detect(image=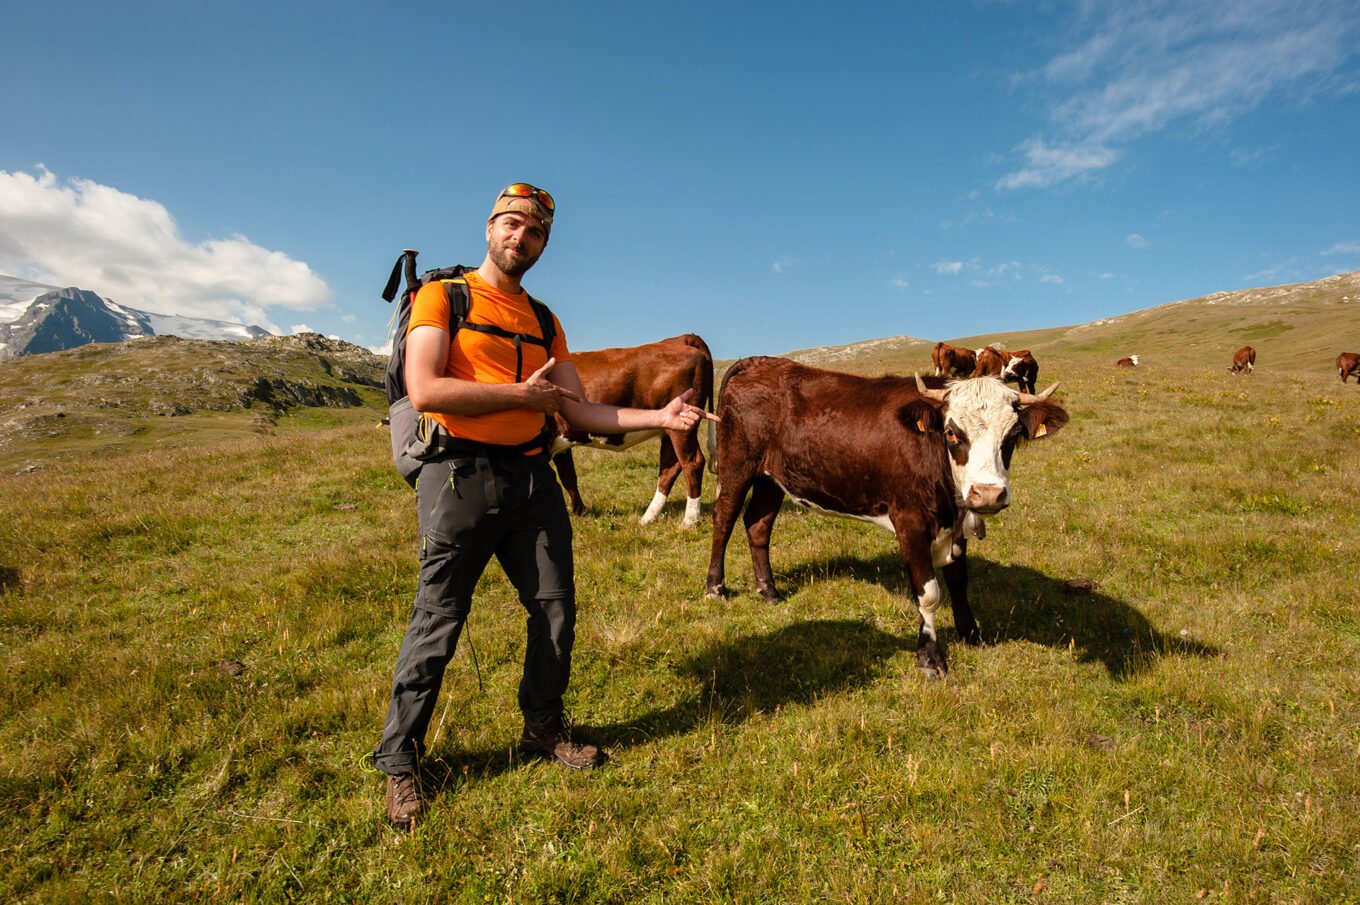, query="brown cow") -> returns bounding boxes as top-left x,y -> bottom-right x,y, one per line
932,342 -> 978,379
1229,346 -> 1256,375
948,346 -> 977,377
1337,352 -> 1360,383
551,334 -> 714,527
705,359 -> 1069,677
1000,350 -> 1039,394
973,346 -> 1006,377
1115,355 -> 1140,368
